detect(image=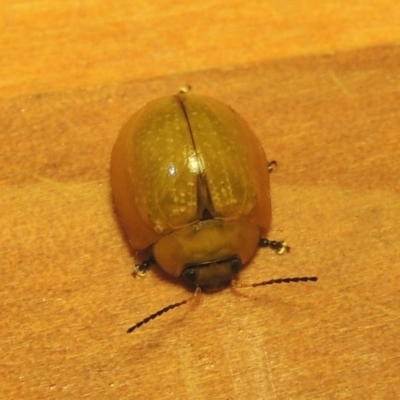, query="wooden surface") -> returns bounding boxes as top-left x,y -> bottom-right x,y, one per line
1,1 -> 400,399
